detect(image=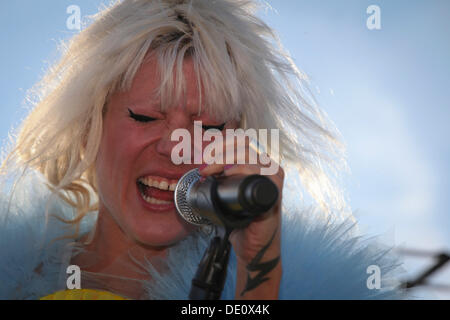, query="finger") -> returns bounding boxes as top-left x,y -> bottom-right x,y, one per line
222,164 -> 261,176
199,163 -> 233,176
202,130 -> 277,172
